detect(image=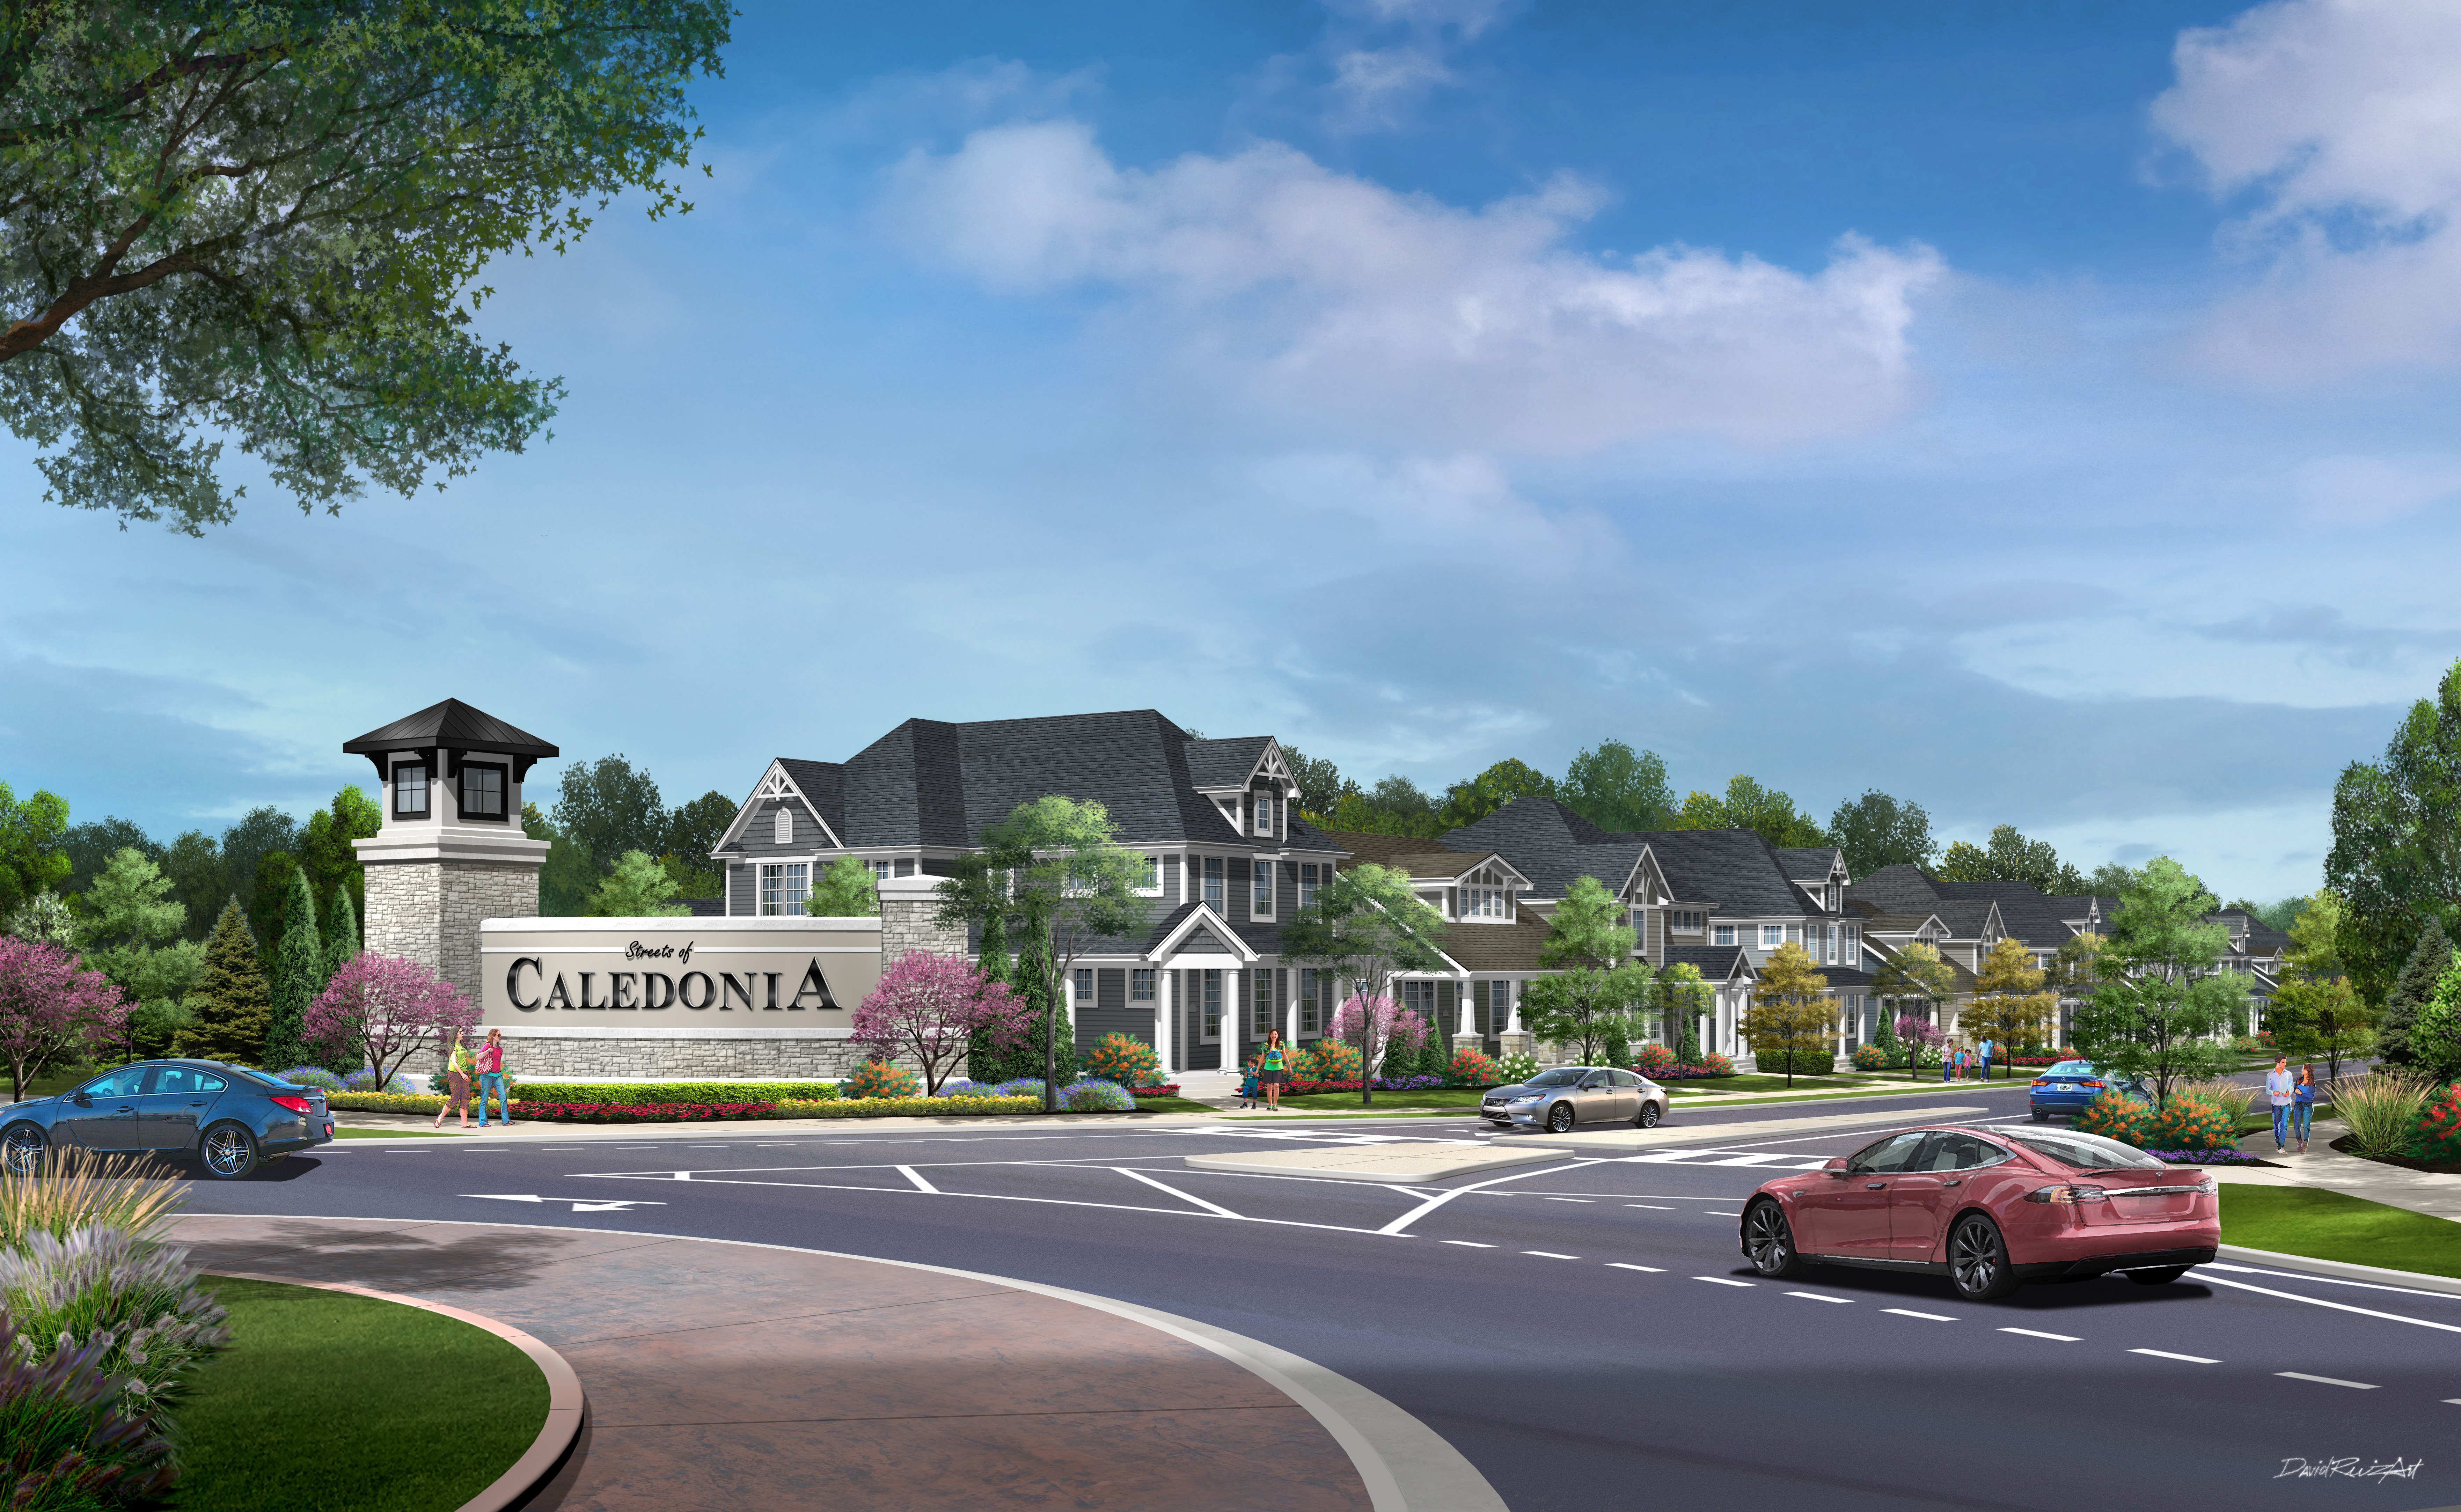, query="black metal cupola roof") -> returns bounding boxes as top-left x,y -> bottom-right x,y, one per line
343,698 -> 558,780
